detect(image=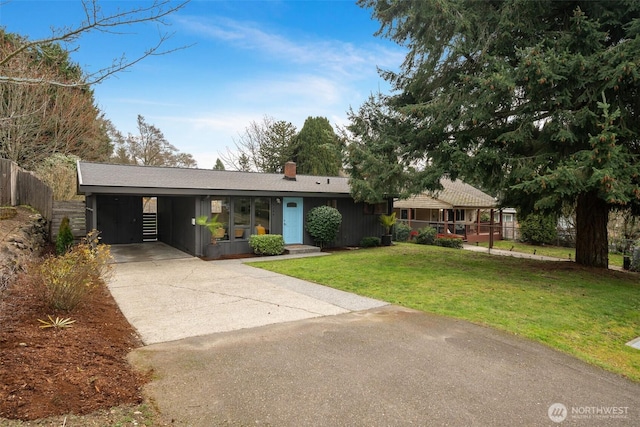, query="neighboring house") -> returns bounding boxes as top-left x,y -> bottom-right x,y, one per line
76,161 -> 388,257
498,207 -> 519,240
393,179 -> 504,243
